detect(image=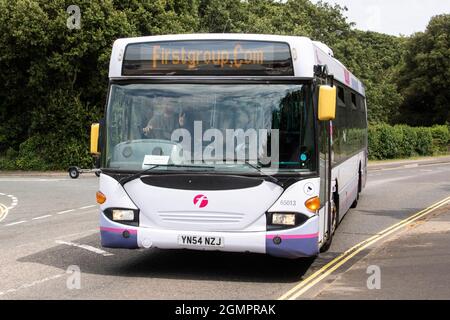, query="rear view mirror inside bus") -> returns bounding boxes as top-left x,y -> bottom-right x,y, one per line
90,123 -> 100,155
318,85 -> 337,121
